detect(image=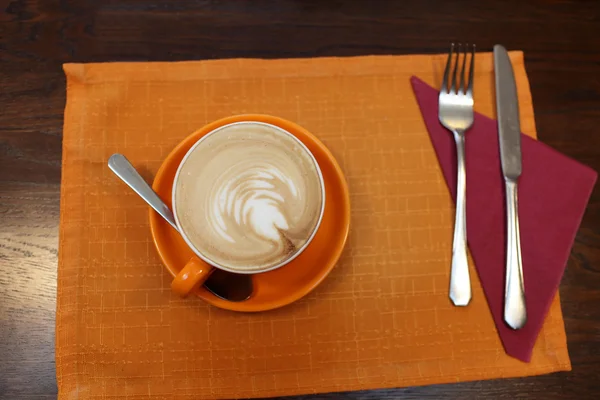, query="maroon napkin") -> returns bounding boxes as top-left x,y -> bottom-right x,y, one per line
411,76 -> 597,362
